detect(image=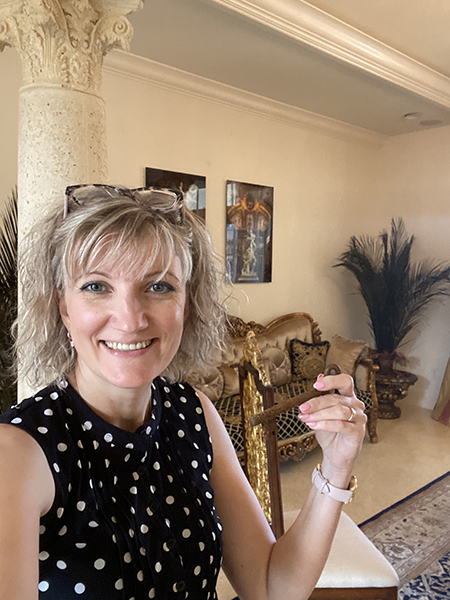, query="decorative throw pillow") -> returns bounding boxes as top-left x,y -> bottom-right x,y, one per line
186,367 -> 224,401
326,334 -> 368,376
220,365 -> 240,398
261,344 -> 291,386
289,338 -> 330,382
